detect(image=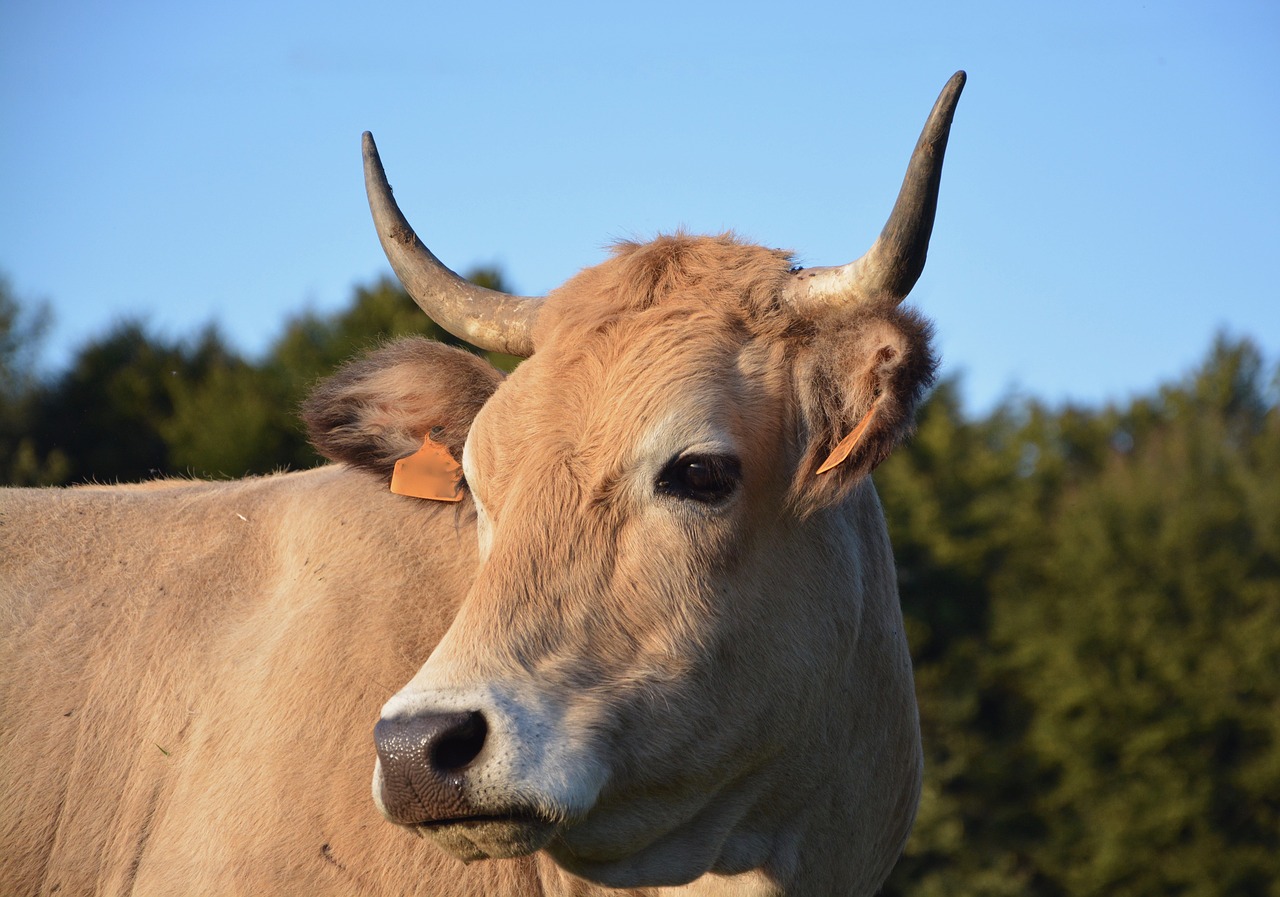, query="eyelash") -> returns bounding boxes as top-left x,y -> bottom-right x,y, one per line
655,454 -> 742,504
